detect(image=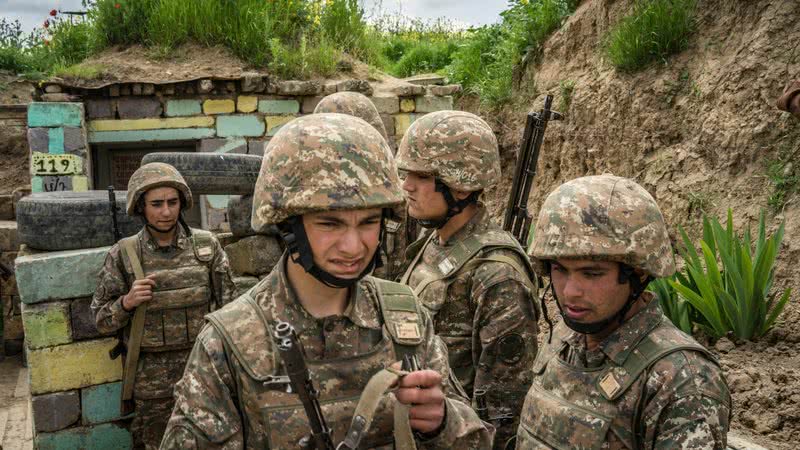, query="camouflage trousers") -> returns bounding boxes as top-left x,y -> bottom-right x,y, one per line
131,349 -> 192,449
